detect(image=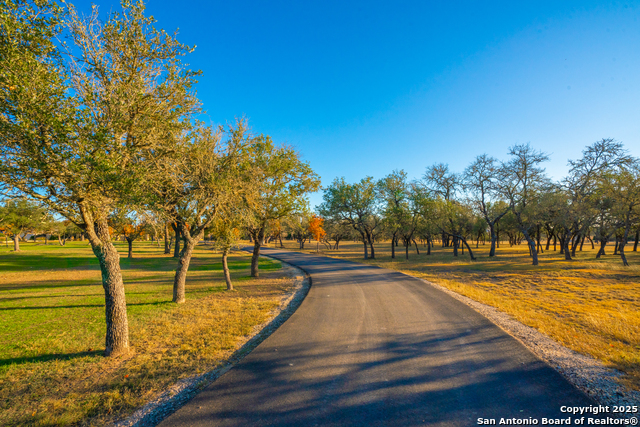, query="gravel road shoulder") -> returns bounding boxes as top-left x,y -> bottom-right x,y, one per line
417,276 -> 640,407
